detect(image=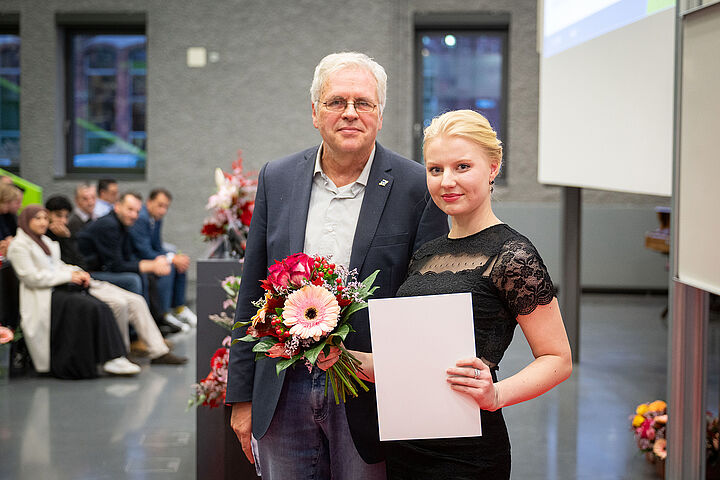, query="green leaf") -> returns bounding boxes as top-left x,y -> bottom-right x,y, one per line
331,324 -> 351,341
275,355 -> 301,375
232,320 -> 250,330
239,334 -> 258,343
252,338 -> 276,353
341,302 -> 368,322
254,352 -> 265,361
304,341 -> 327,365
358,270 -> 380,297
